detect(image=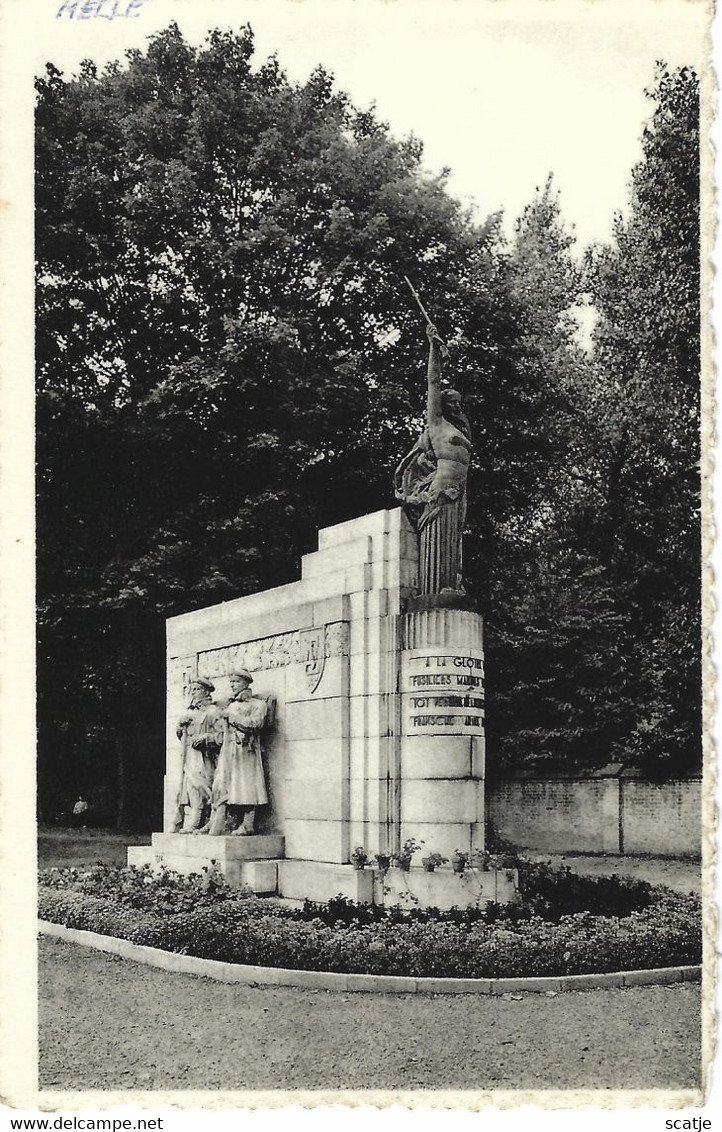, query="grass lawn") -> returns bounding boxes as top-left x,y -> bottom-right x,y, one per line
38,826 -> 151,869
